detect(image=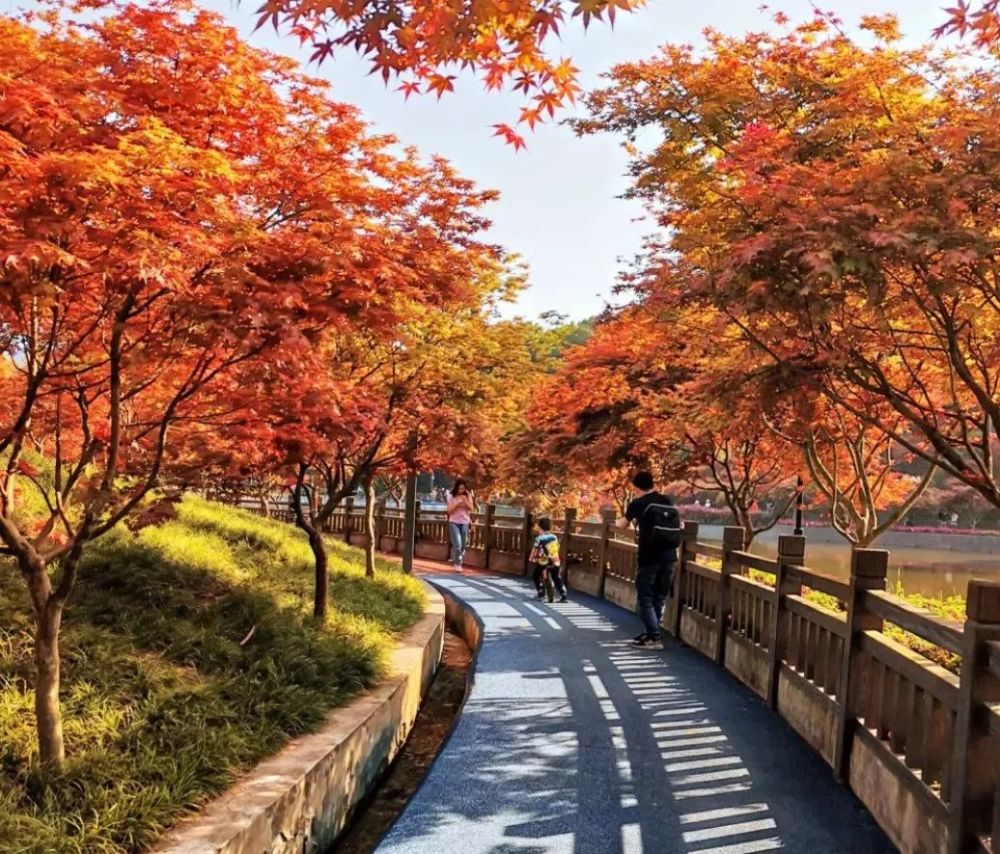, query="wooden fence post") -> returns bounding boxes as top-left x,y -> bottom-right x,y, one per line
561,507 -> 577,583
520,510 -> 534,576
671,521 -> 700,638
483,503 -> 496,570
765,534 -> 806,709
375,498 -> 386,552
714,526 -> 746,665
948,580 -> 1000,853
344,496 -> 355,544
833,548 -> 888,780
401,474 -> 418,574
596,509 -> 616,600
